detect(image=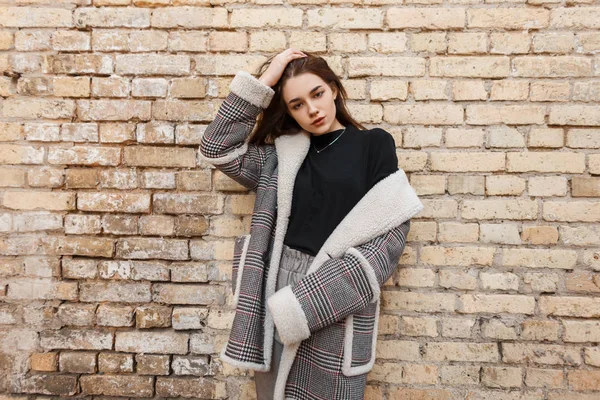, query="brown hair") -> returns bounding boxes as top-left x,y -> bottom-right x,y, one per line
248,51 -> 366,145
